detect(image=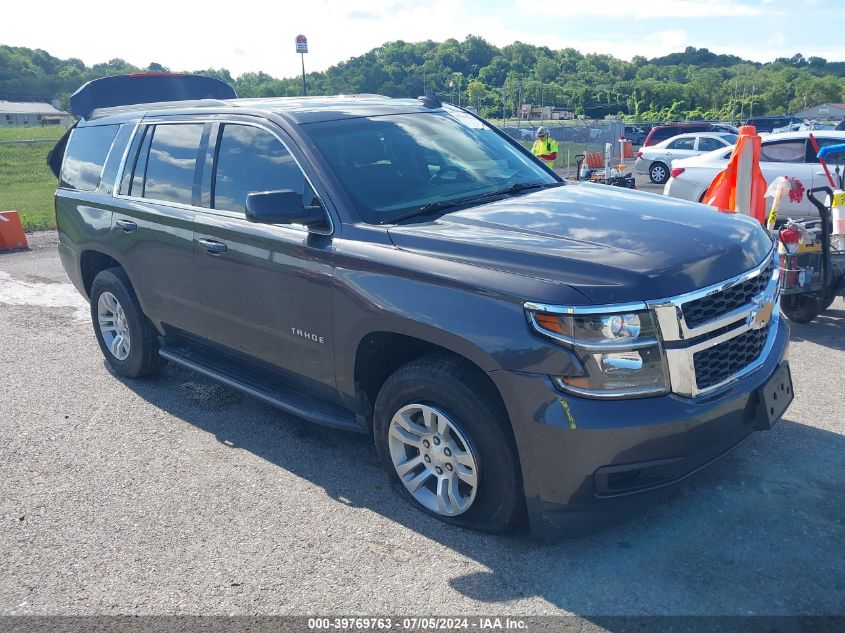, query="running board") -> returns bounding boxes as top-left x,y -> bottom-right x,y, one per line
159,344 -> 363,433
